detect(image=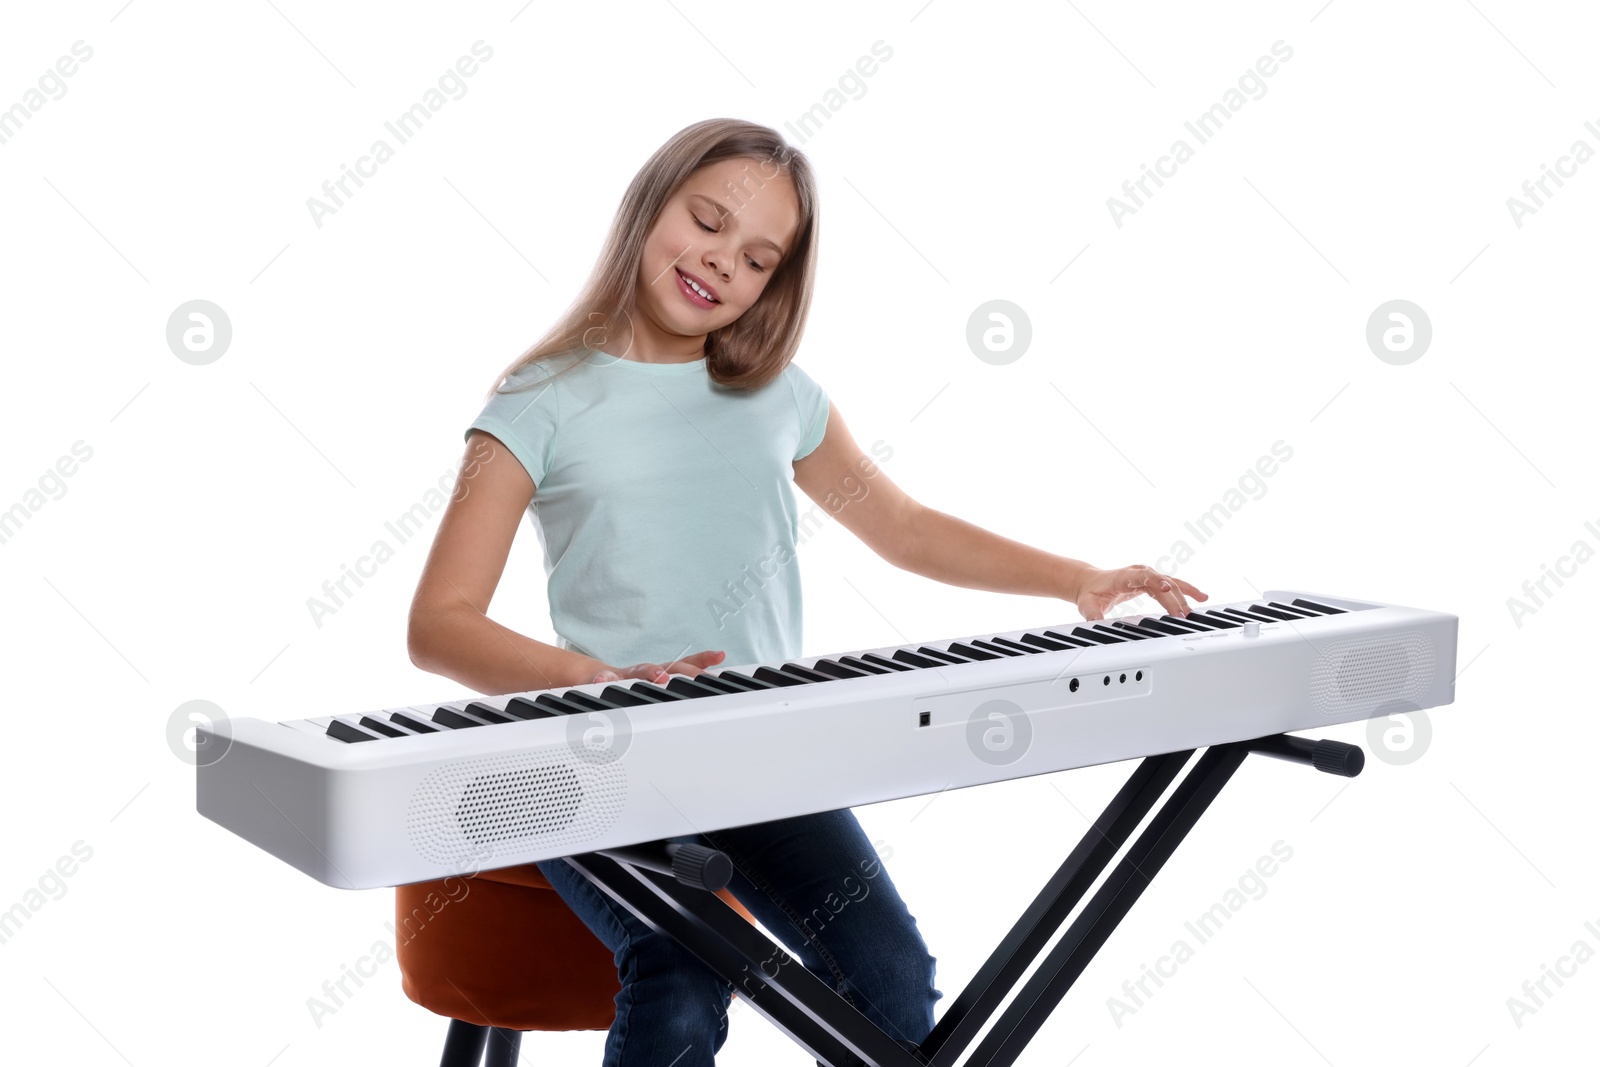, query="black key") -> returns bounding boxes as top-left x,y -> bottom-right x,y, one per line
840,655 -> 896,674
534,693 -> 597,716
753,666 -> 807,687
1246,604 -> 1301,621
988,637 -> 1043,655
812,658 -> 869,679
781,662 -> 833,682
1042,630 -> 1096,648
1292,597 -> 1345,615
1213,607 -> 1261,622
627,681 -> 686,702
597,684 -> 659,706
503,697 -> 561,720
433,707 -> 490,730
1221,607 -> 1279,624
327,718 -> 380,743
1020,632 -> 1073,651
389,712 -> 438,733
892,649 -> 943,669
971,639 -> 1025,657
465,702 -> 516,724
665,676 -> 727,698
1190,611 -> 1242,629
1267,601 -> 1319,618
1102,623 -> 1152,641
608,687 -> 678,703
561,691 -> 624,712
1162,614 -> 1215,631
1069,627 -> 1126,645
1136,618 -> 1191,636
917,646 -> 973,665
860,653 -> 913,672
717,671 -> 777,690
946,641 -> 1000,661
358,715 -> 406,738
688,673 -> 751,693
